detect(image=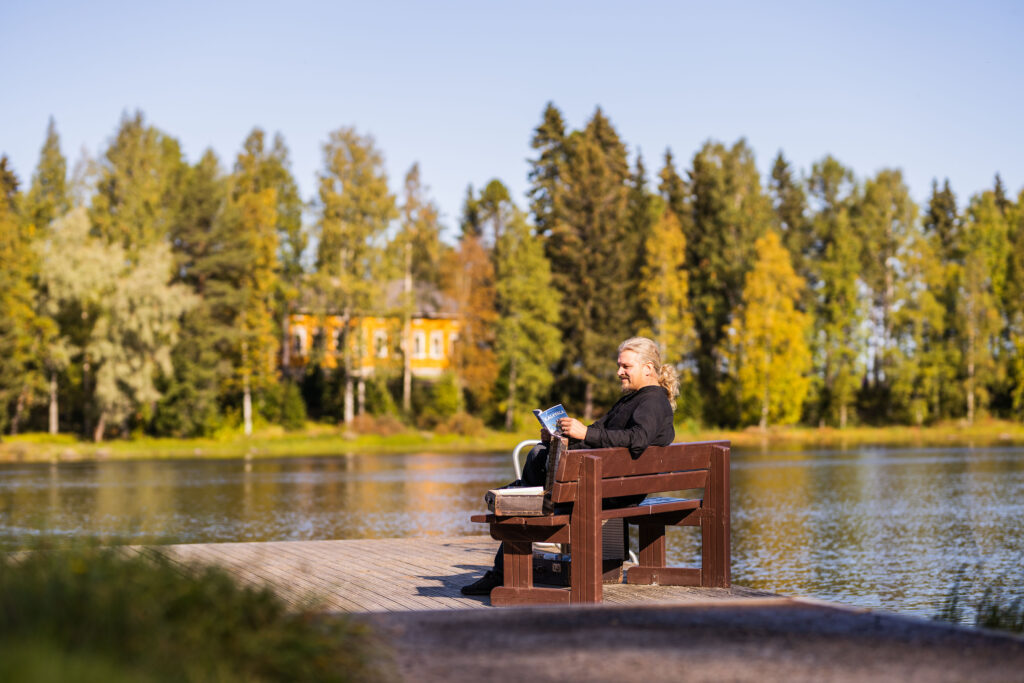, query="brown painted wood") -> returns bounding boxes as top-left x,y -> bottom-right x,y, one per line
503,541 -> 533,590
554,442 -> 718,480
489,525 -> 571,544
627,567 -> 702,586
551,469 -> 708,502
637,522 -> 666,570
490,586 -> 570,606
570,455 -> 602,604
470,439 -> 733,606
